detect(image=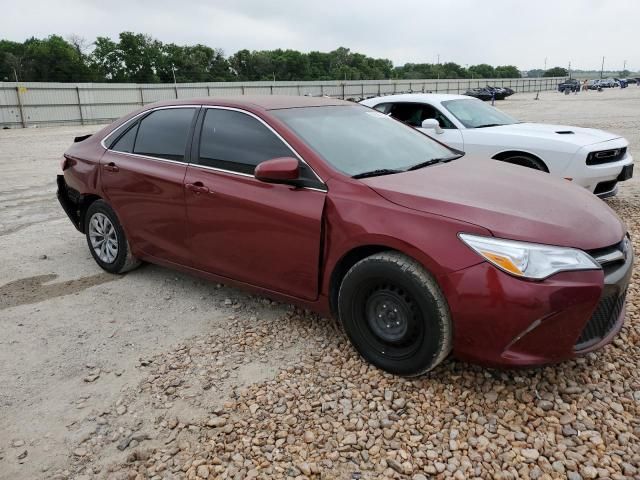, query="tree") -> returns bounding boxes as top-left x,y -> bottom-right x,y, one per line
619,69 -> 631,77
494,65 -> 521,78
468,64 -> 495,78
527,69 -> 545,78
544,67 -> 568,77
